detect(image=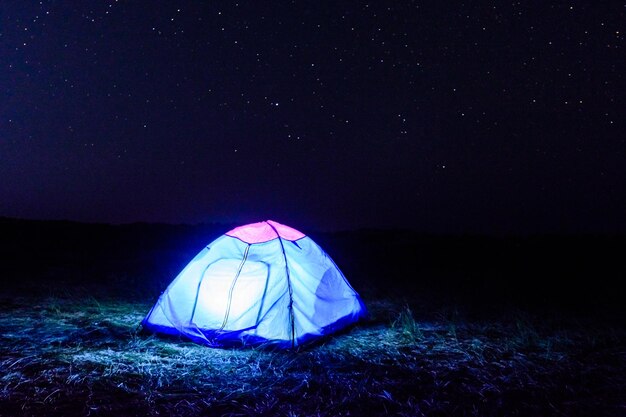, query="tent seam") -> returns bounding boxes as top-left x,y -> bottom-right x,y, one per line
266,220 -> 296,348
